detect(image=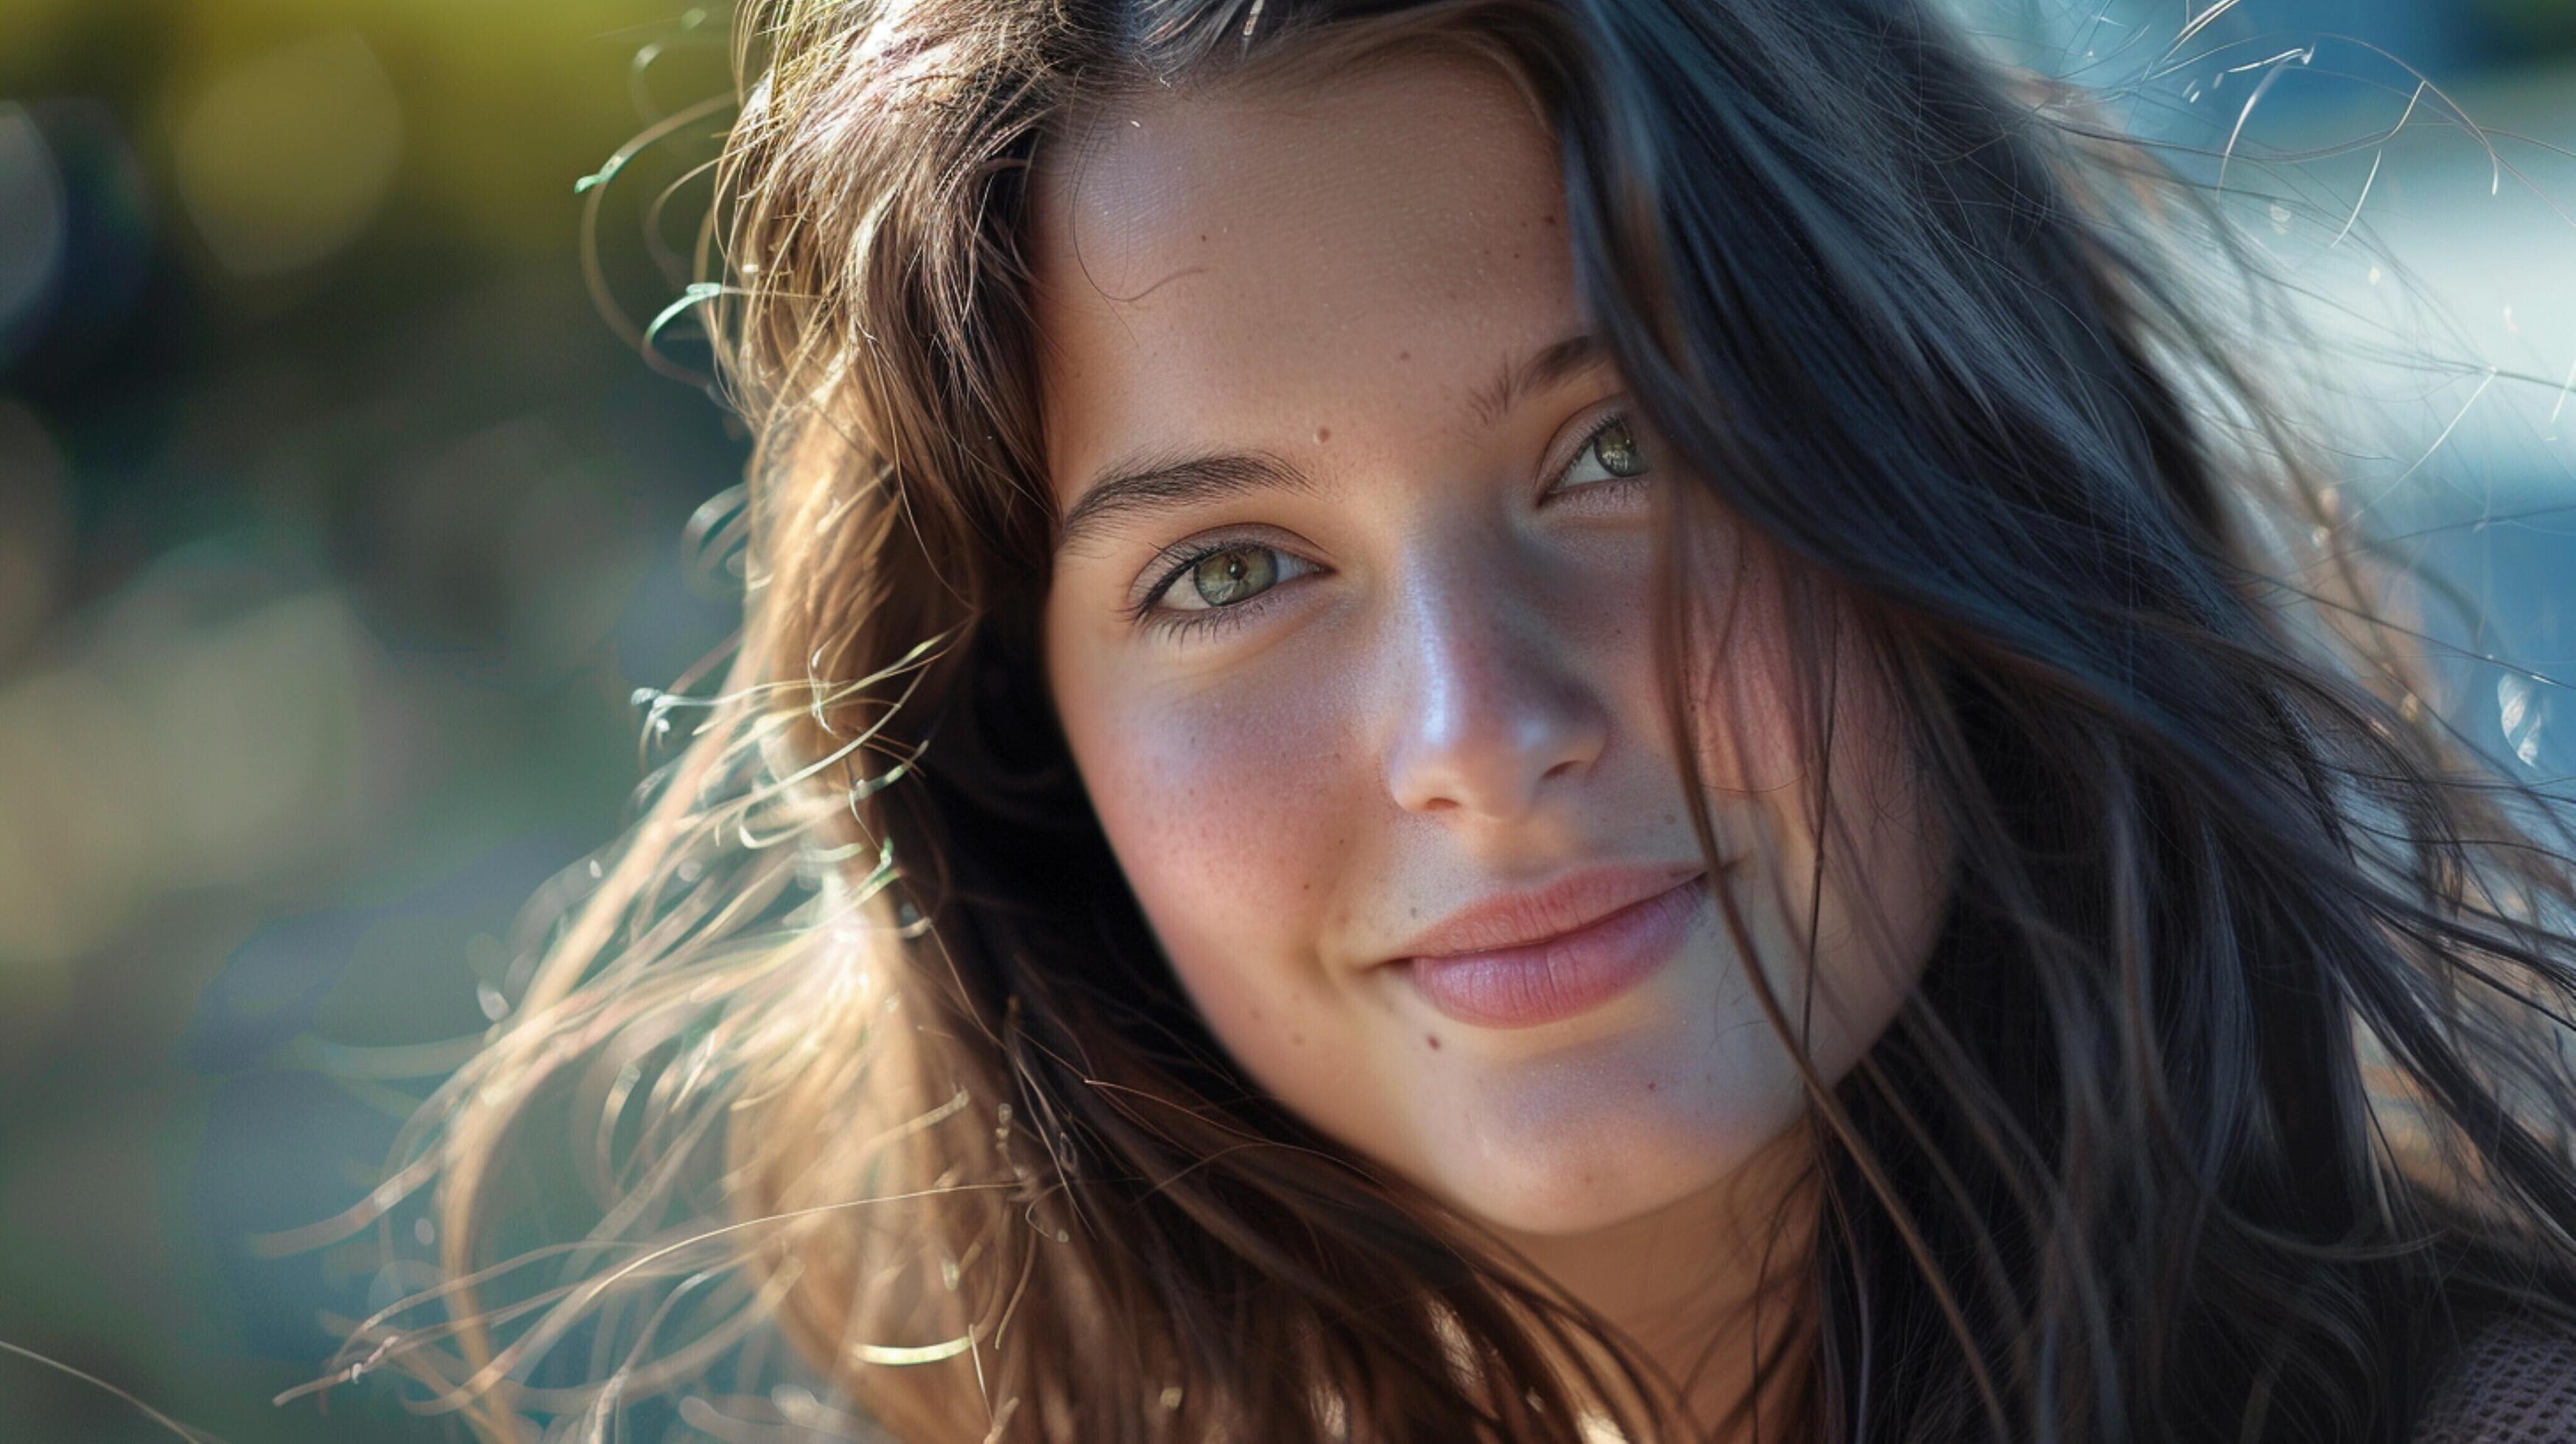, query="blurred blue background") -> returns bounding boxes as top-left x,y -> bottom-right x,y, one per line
0,1 -> 2567,1440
